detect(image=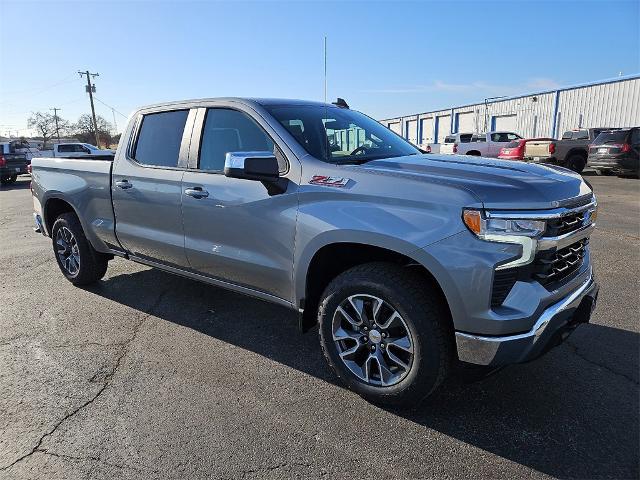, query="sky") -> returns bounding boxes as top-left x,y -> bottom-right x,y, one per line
1,0 -> 639,137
